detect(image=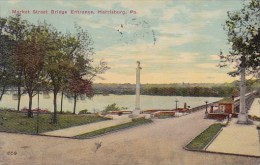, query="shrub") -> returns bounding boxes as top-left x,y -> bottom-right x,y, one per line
102,103 -> 128,113
78,109 -> 91,114
64,110 -> 72,114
